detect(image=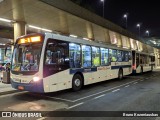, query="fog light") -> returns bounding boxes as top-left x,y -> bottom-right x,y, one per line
33,76 -> 40,82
